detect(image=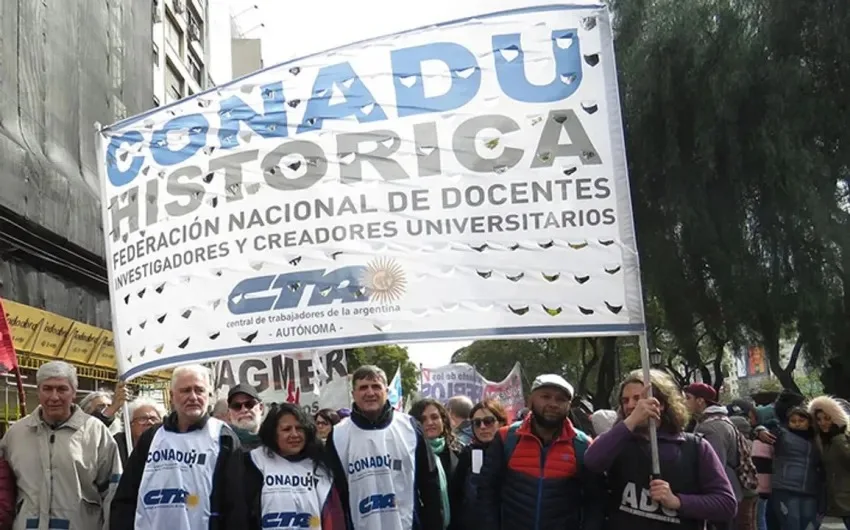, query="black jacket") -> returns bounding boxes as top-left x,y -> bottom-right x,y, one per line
110,413 -> 245,529
449,440 -> 488,530
325,402 -> 443,530
114,431 -> 130,468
